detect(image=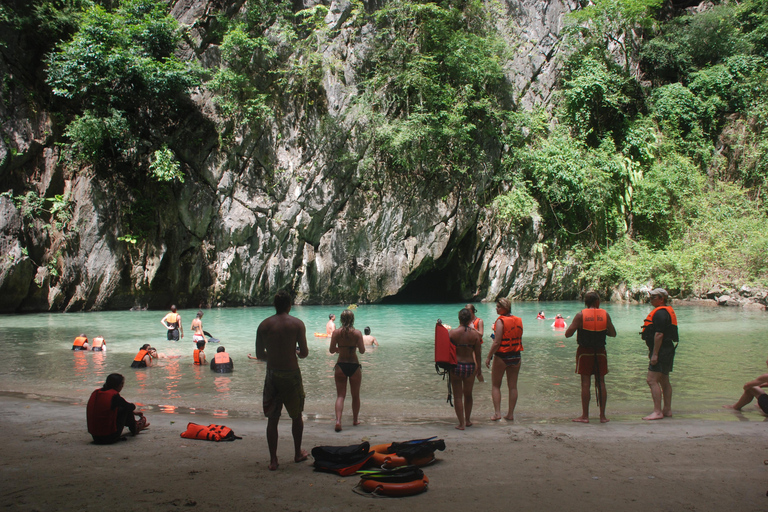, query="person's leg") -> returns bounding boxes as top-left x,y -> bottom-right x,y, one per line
333,366 -> 347,432
725,389 -> 756,410
644,371 -> 664,420
490,357 -> 505,420
451,373 -> 465,429
463,375 -> 475,426
267,414 -> 280,470
597,374 -> 609,423
349,367 -> 362,426
291,415 -> 308,463
659,373 -> 672,417
504,362 -> 521,421
573,374 -> 591,423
